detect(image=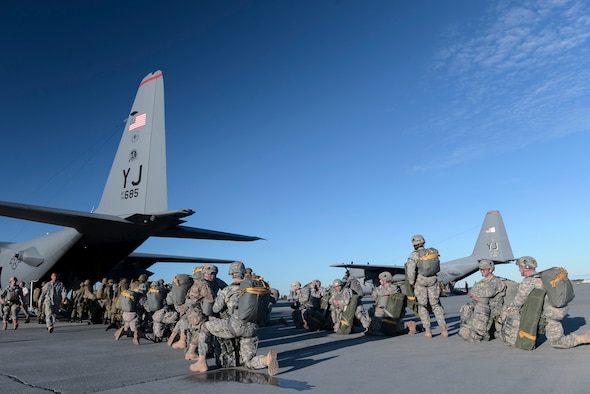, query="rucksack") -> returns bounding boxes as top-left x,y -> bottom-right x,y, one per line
147,285 -> 167,311
118,289 -> 138,312
539,267 -> 575,308
238,278 -> 272,323
171,274 -> 193,305
417,247 -> 440,277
